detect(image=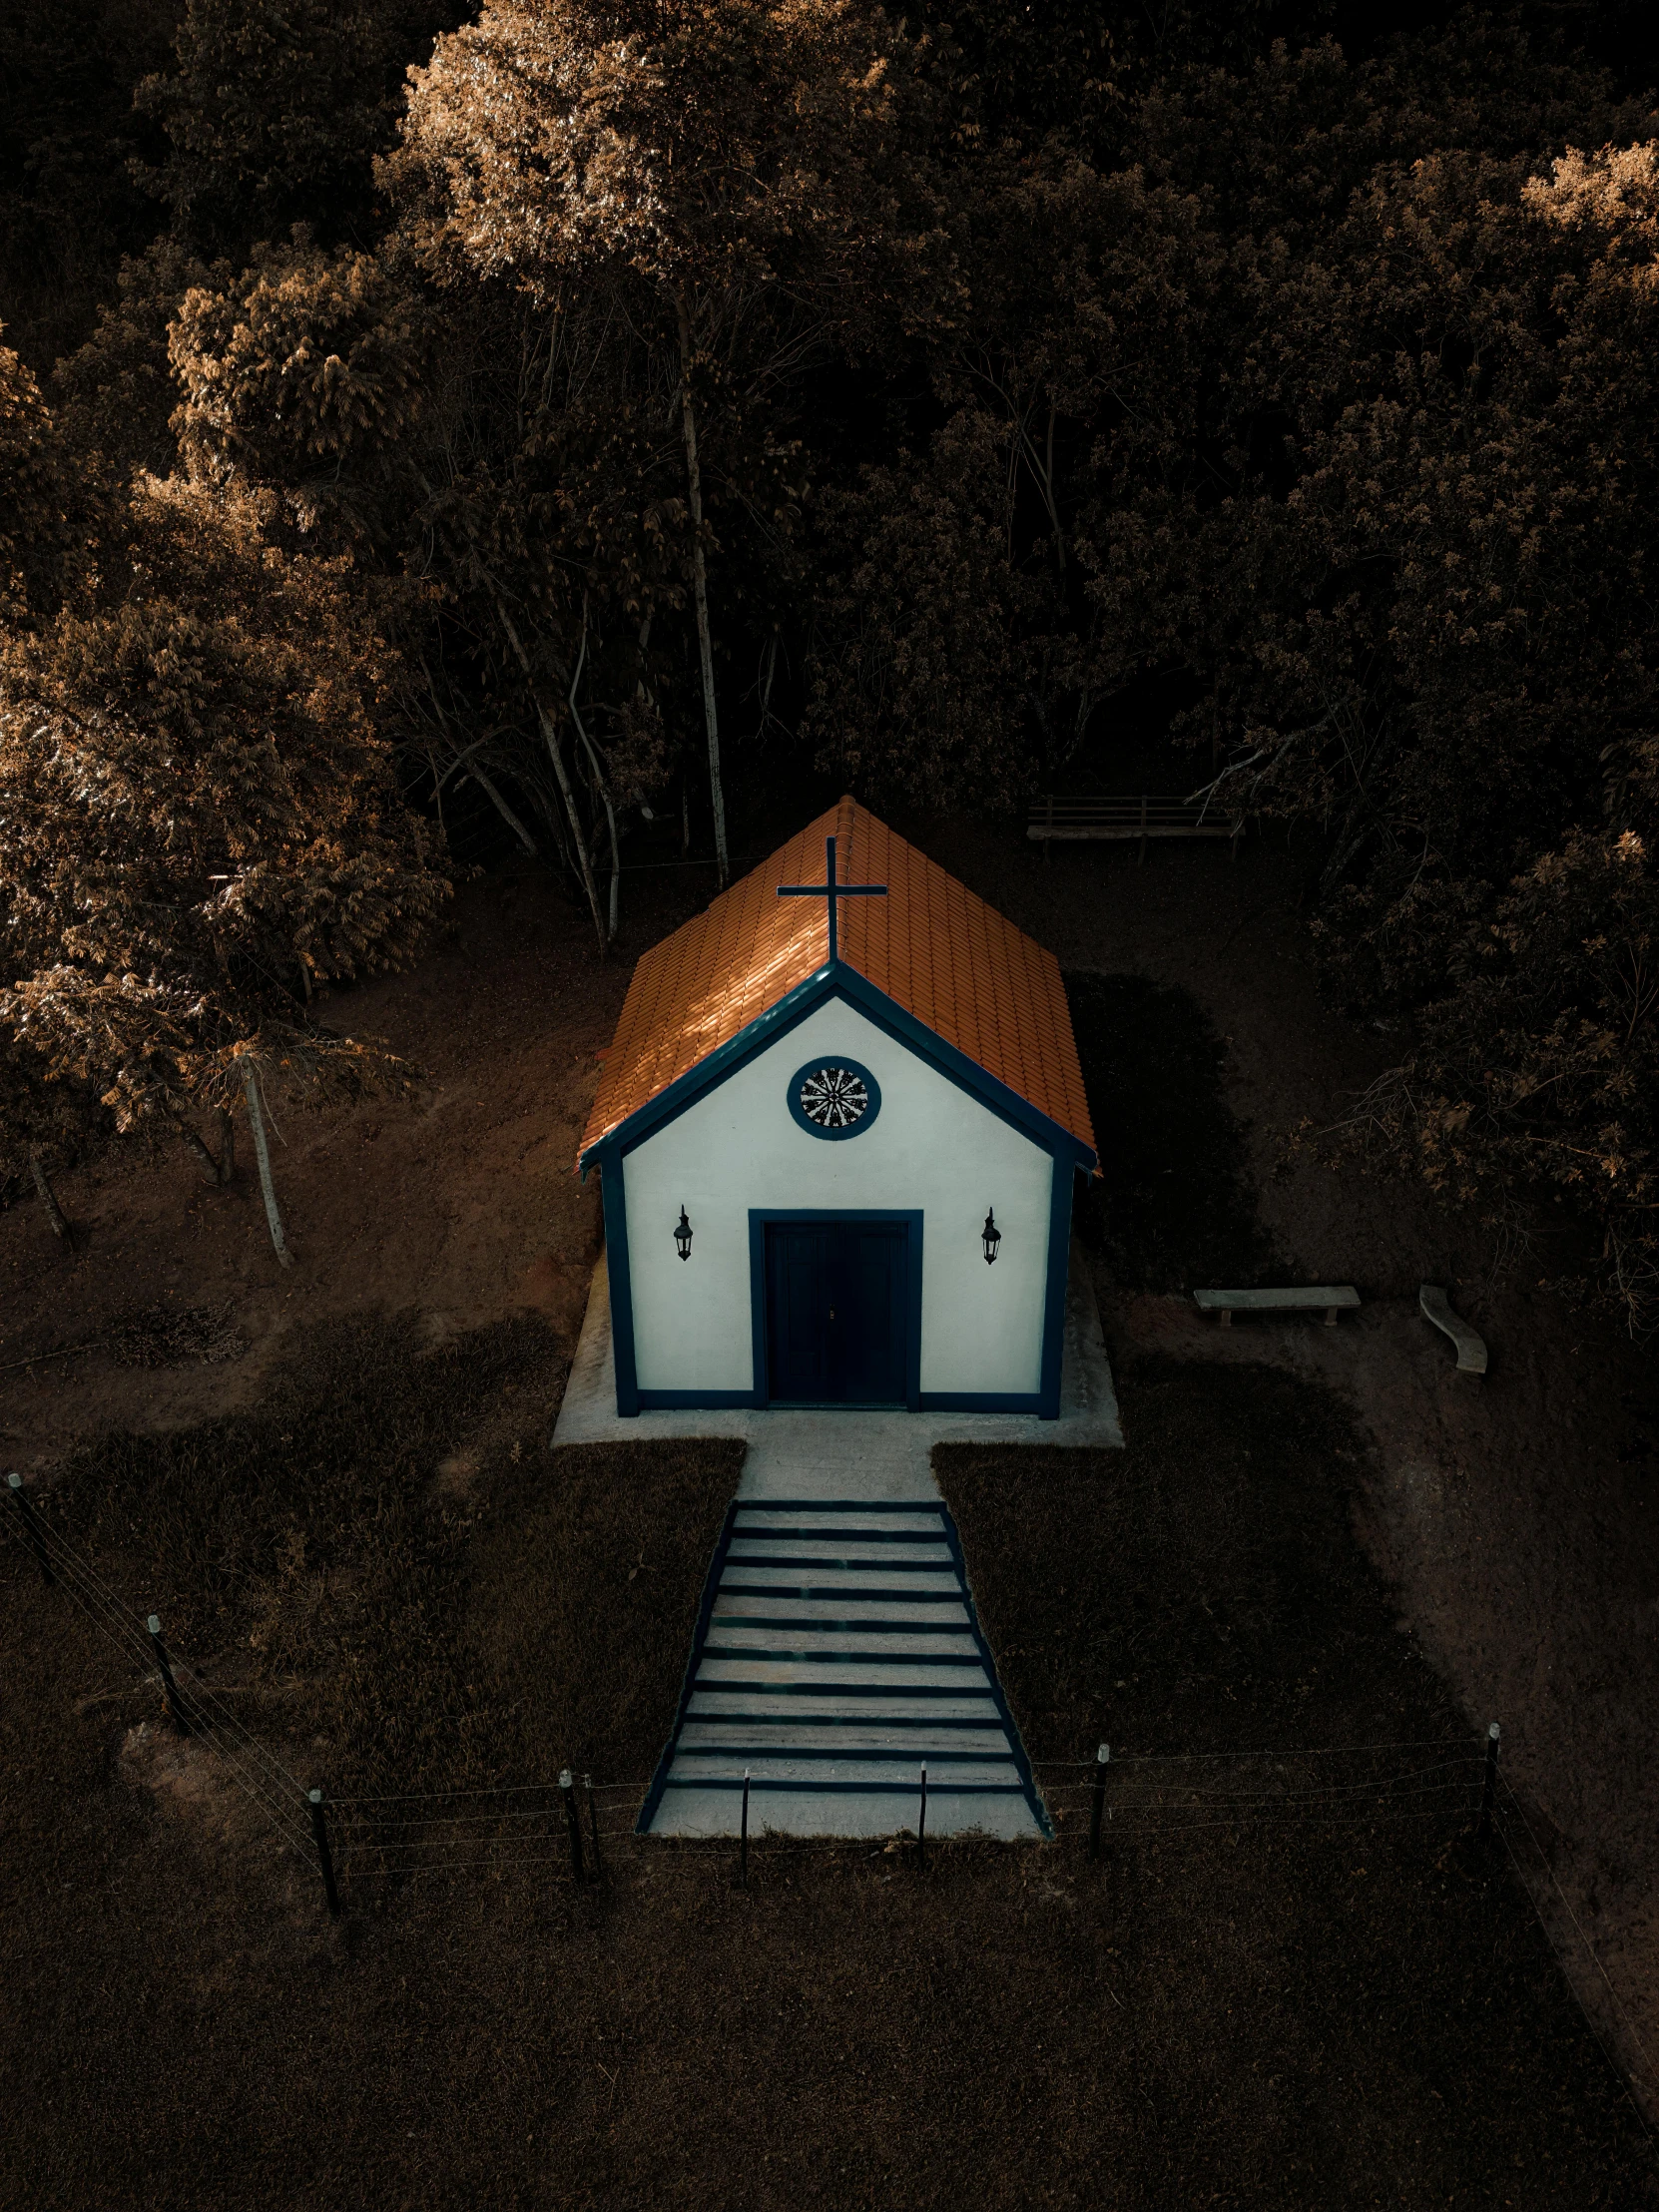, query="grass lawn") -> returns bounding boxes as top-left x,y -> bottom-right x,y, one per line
2,1316 -> 1650,2210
